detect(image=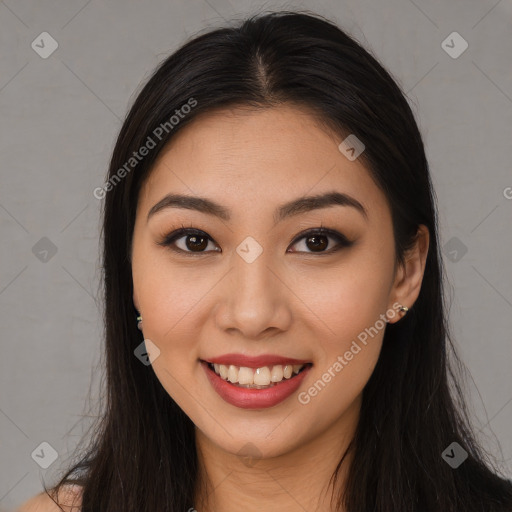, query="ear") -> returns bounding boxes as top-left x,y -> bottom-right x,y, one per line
387,224 -> 430,324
